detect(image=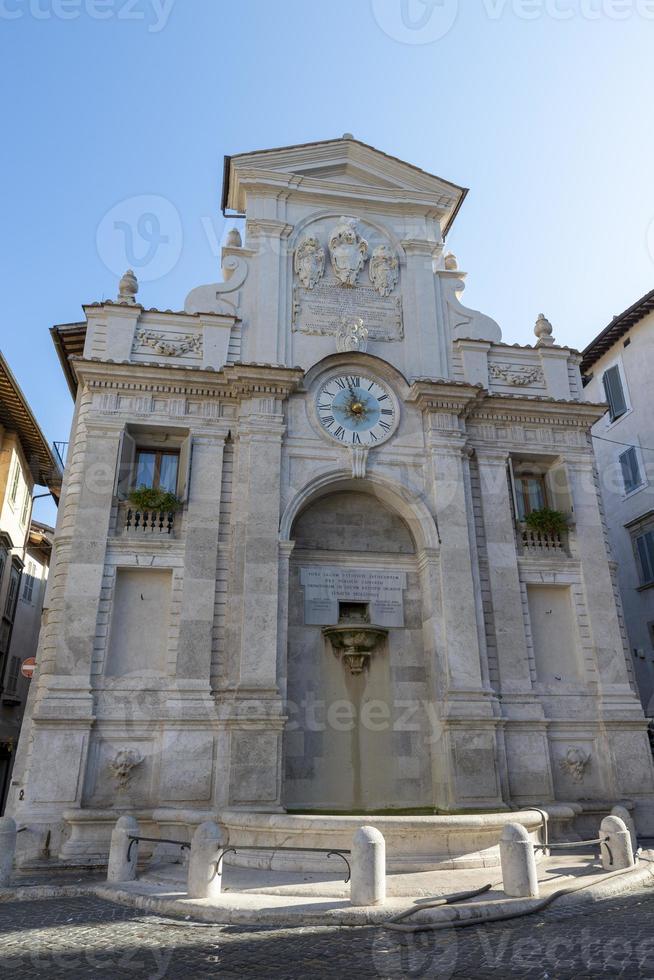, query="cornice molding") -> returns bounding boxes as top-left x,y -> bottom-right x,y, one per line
72,358 -> 304,401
